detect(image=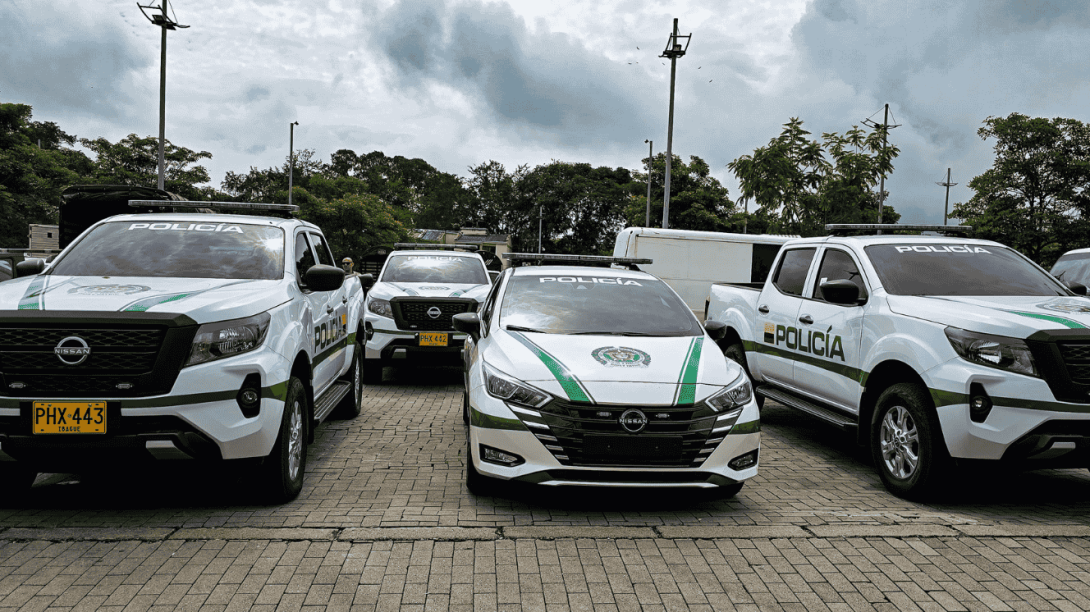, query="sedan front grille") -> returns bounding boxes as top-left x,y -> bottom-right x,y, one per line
391,298 -> 475,331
